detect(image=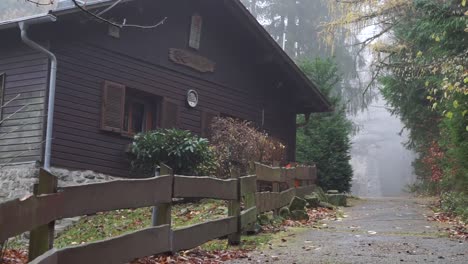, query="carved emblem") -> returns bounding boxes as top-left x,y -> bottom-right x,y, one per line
169,48 -> 215,73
